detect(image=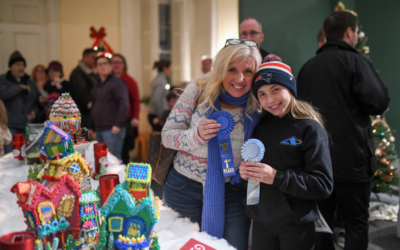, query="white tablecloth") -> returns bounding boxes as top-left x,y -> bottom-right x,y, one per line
0,142 -> 235,249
